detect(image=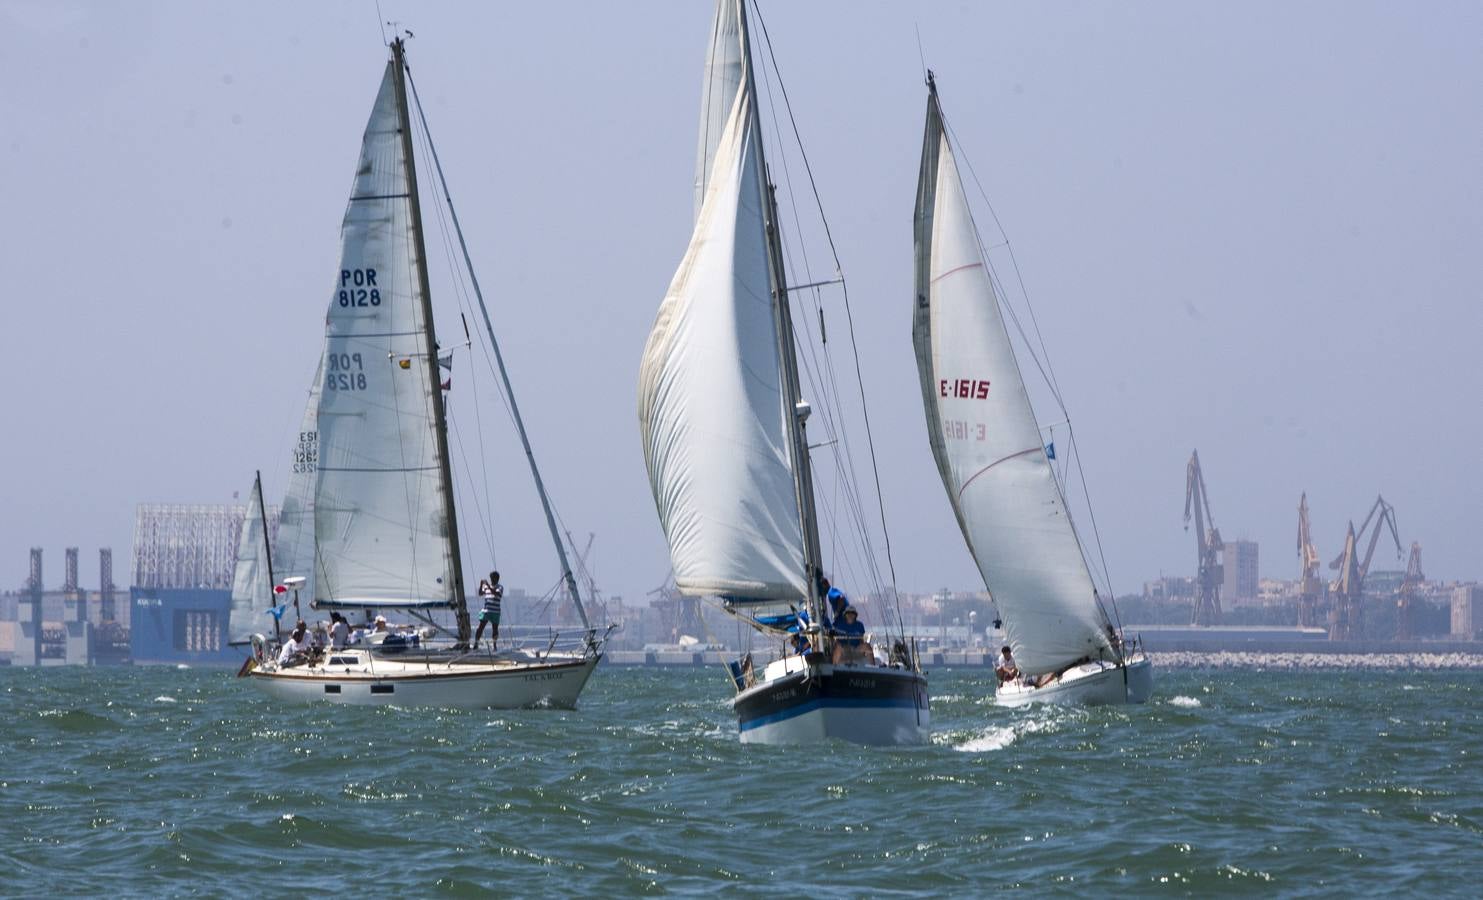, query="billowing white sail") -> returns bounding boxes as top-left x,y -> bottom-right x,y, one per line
228,479 -> 270,640
913,89 -> 1112,675
639,85 -> 807,603
313,64 -> 454,609
694,0 -> 745,221
273,358 -> 320,600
